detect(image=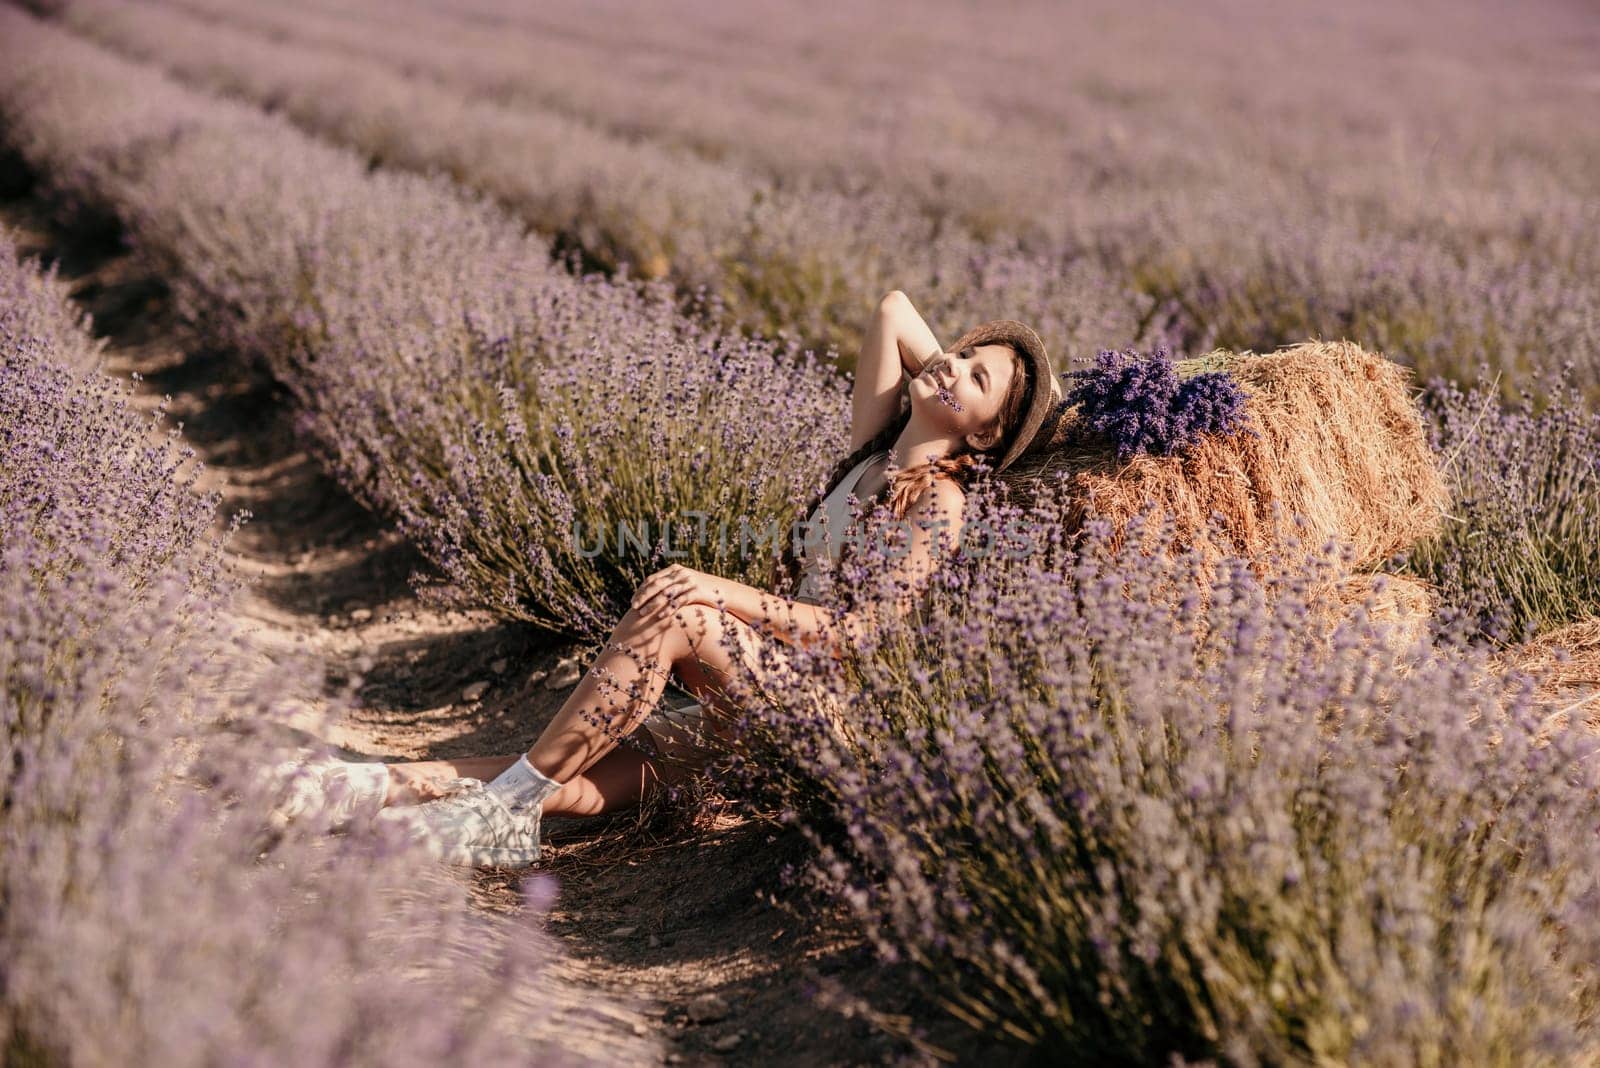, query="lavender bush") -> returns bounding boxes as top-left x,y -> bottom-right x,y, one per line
0,230 -> 104,372
54,0 -> 1153,368
1,230 -> 628,1064
0,9 -> 846,638
714,485 -> 1600,1062
44,0 -> 1600,390
1404,370 -> 1600,644
0,235 -> 223,598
